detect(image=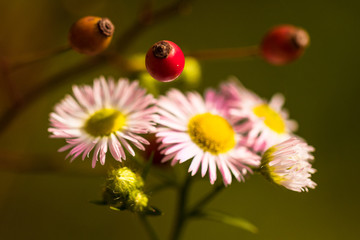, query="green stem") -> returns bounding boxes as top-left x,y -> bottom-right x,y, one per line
139,214 -> 160,240
188,184 -> 225,217
170,175 -> 192,240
